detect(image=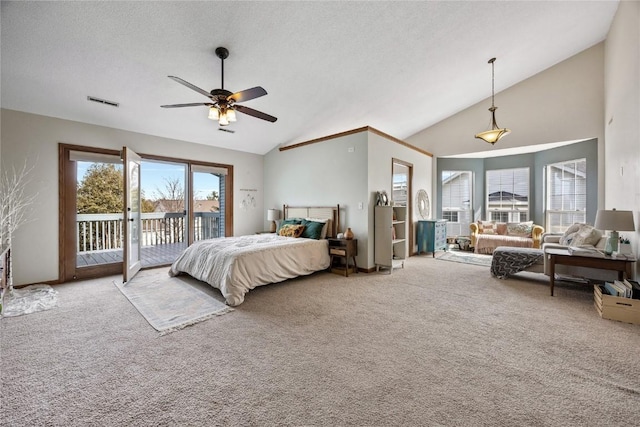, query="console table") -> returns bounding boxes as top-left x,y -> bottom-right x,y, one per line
546,248 -> 635,296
